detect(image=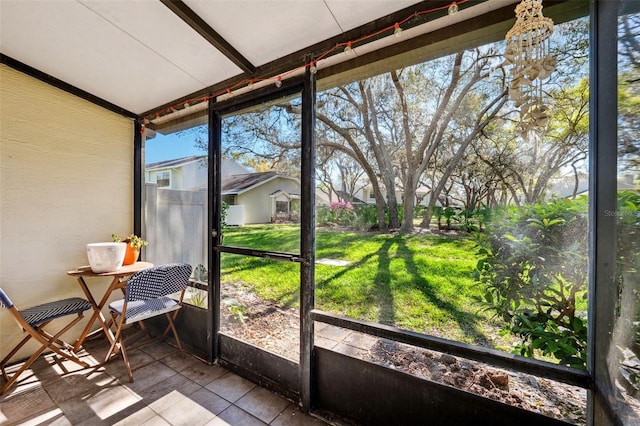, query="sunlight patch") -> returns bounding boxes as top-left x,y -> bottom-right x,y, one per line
316,258 -> 350,266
